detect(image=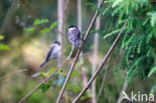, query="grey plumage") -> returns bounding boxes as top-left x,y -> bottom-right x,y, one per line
40,41 -> 61,68
67,25 -> 81,47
